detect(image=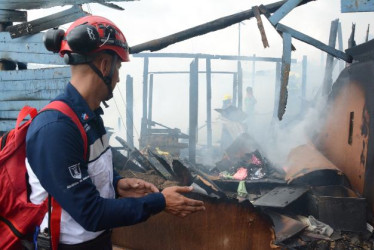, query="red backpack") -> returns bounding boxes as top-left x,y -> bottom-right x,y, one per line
0,101 -> 87,250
